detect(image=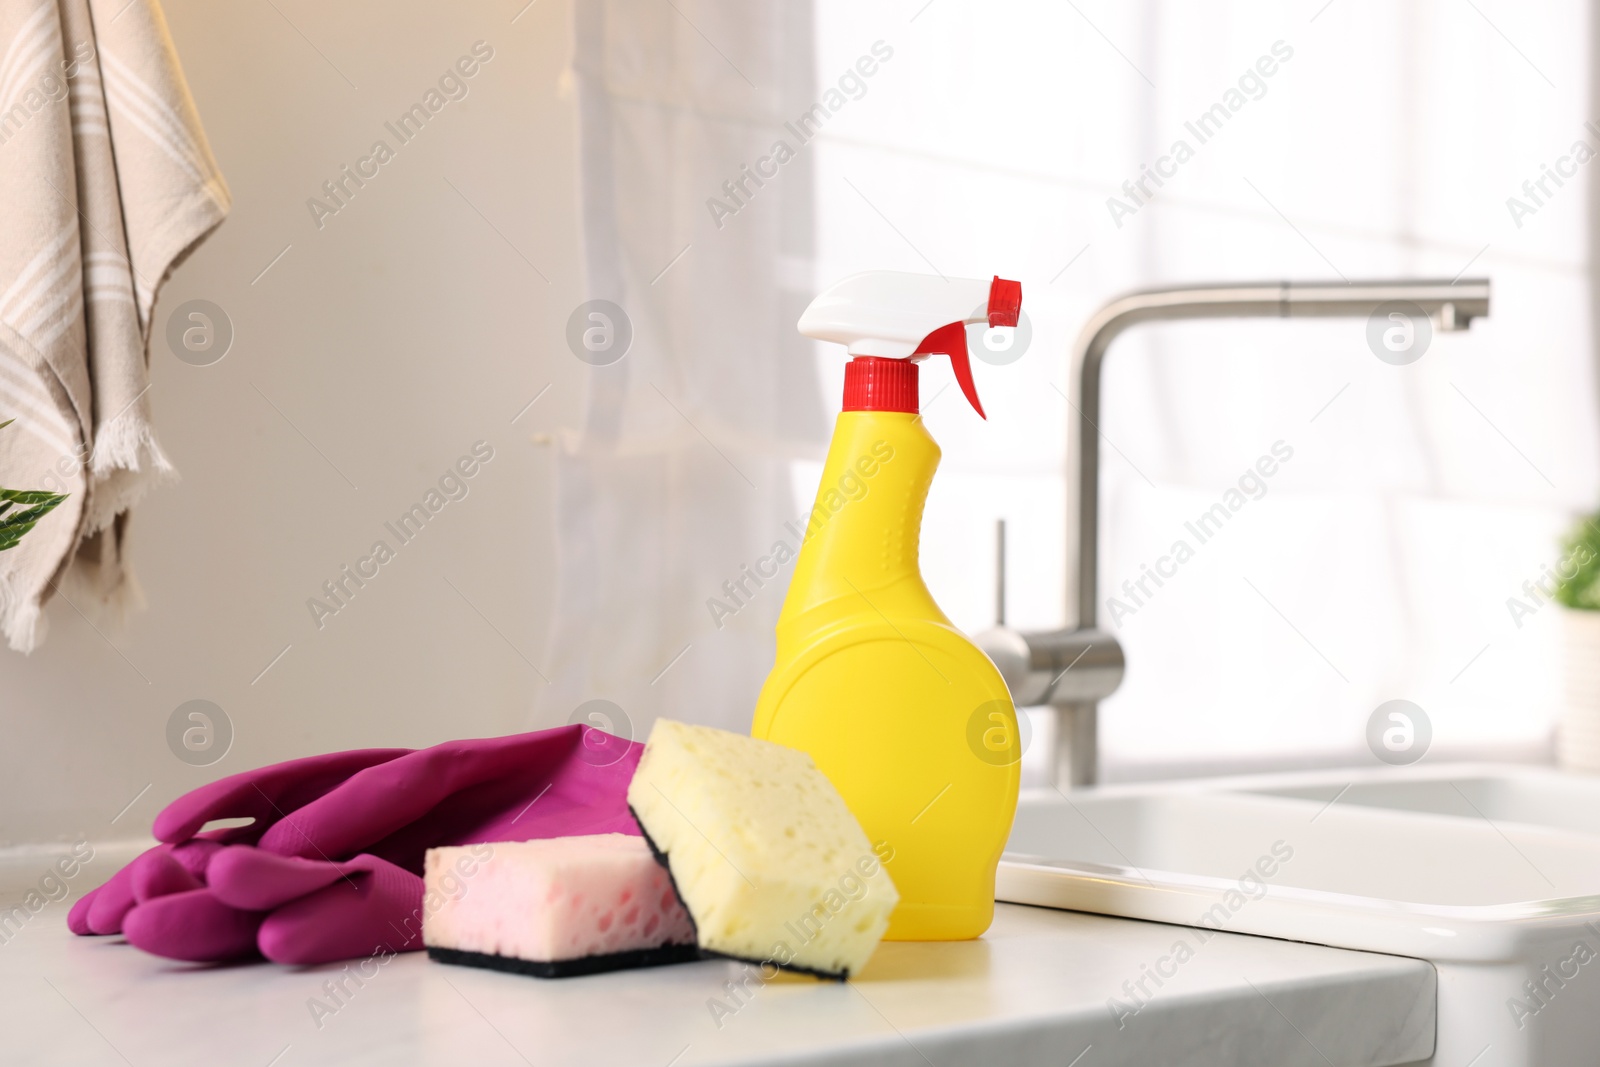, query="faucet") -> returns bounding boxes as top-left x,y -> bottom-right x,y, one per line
978,278 -> 1492,790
